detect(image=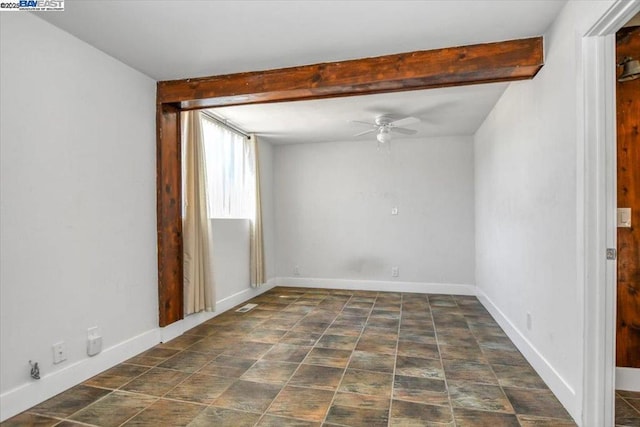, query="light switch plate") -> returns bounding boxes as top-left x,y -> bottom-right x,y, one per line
617,208 -> 631,228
